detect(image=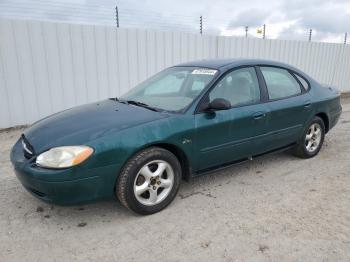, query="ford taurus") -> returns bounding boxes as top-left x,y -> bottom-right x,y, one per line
11,59 -> 342,215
